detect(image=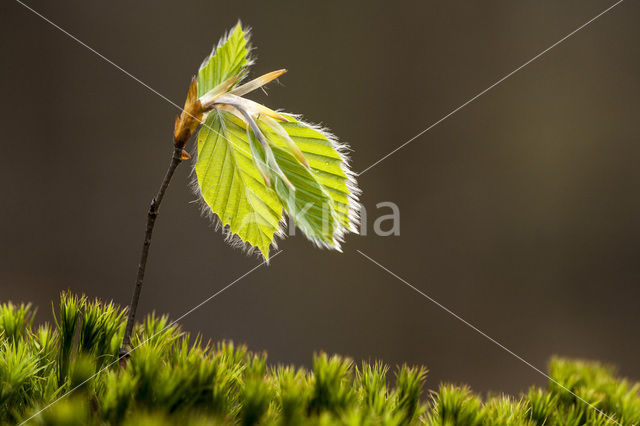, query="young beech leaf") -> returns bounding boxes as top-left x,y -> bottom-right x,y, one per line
197,23 -> 250,97
261,115 -> 358,234
192,23 -> 360,259
196,110 -> 284,258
